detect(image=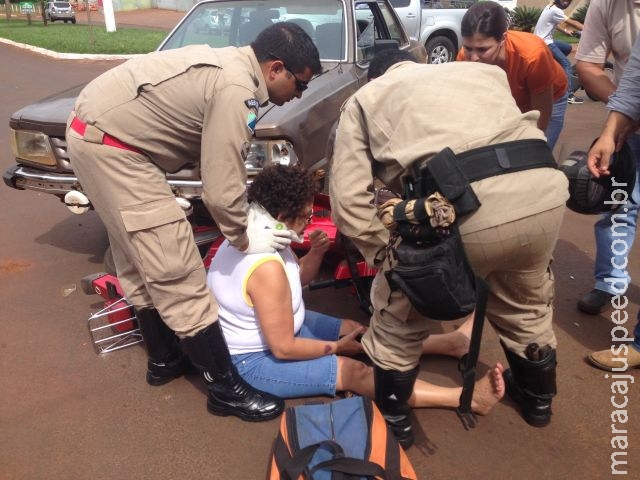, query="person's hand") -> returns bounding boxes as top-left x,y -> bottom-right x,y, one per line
308,229 -> 330,255
587,135 -> 616,178
335,327 -> 366,356
244,226 -> 292,254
